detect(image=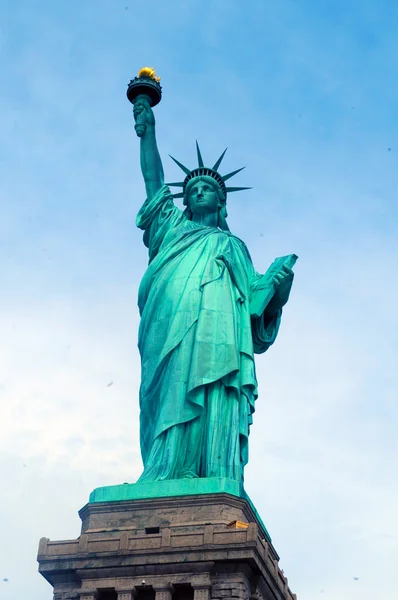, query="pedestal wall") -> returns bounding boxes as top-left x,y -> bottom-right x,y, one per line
38,493 -> 296,600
